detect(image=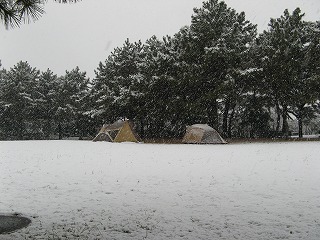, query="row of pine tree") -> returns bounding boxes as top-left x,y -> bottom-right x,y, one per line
1,0 -> 320,140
